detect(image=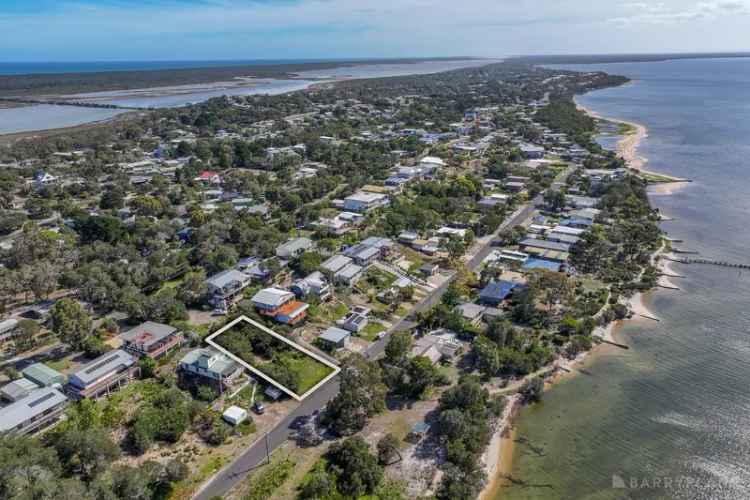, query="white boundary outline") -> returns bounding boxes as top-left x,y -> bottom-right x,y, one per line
205,315 -> 340,401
